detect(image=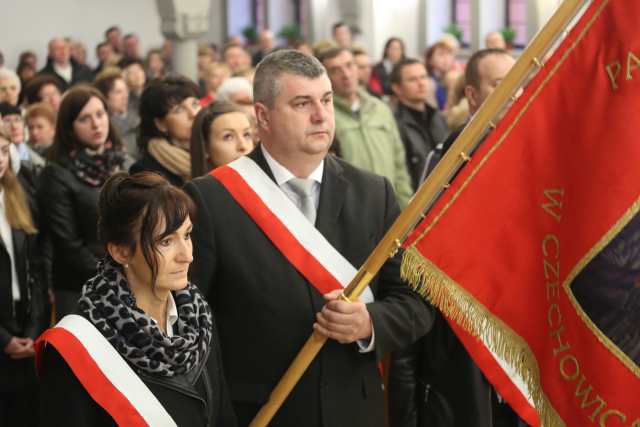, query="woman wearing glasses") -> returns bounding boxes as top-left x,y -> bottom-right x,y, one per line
130,76 -> 201,187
